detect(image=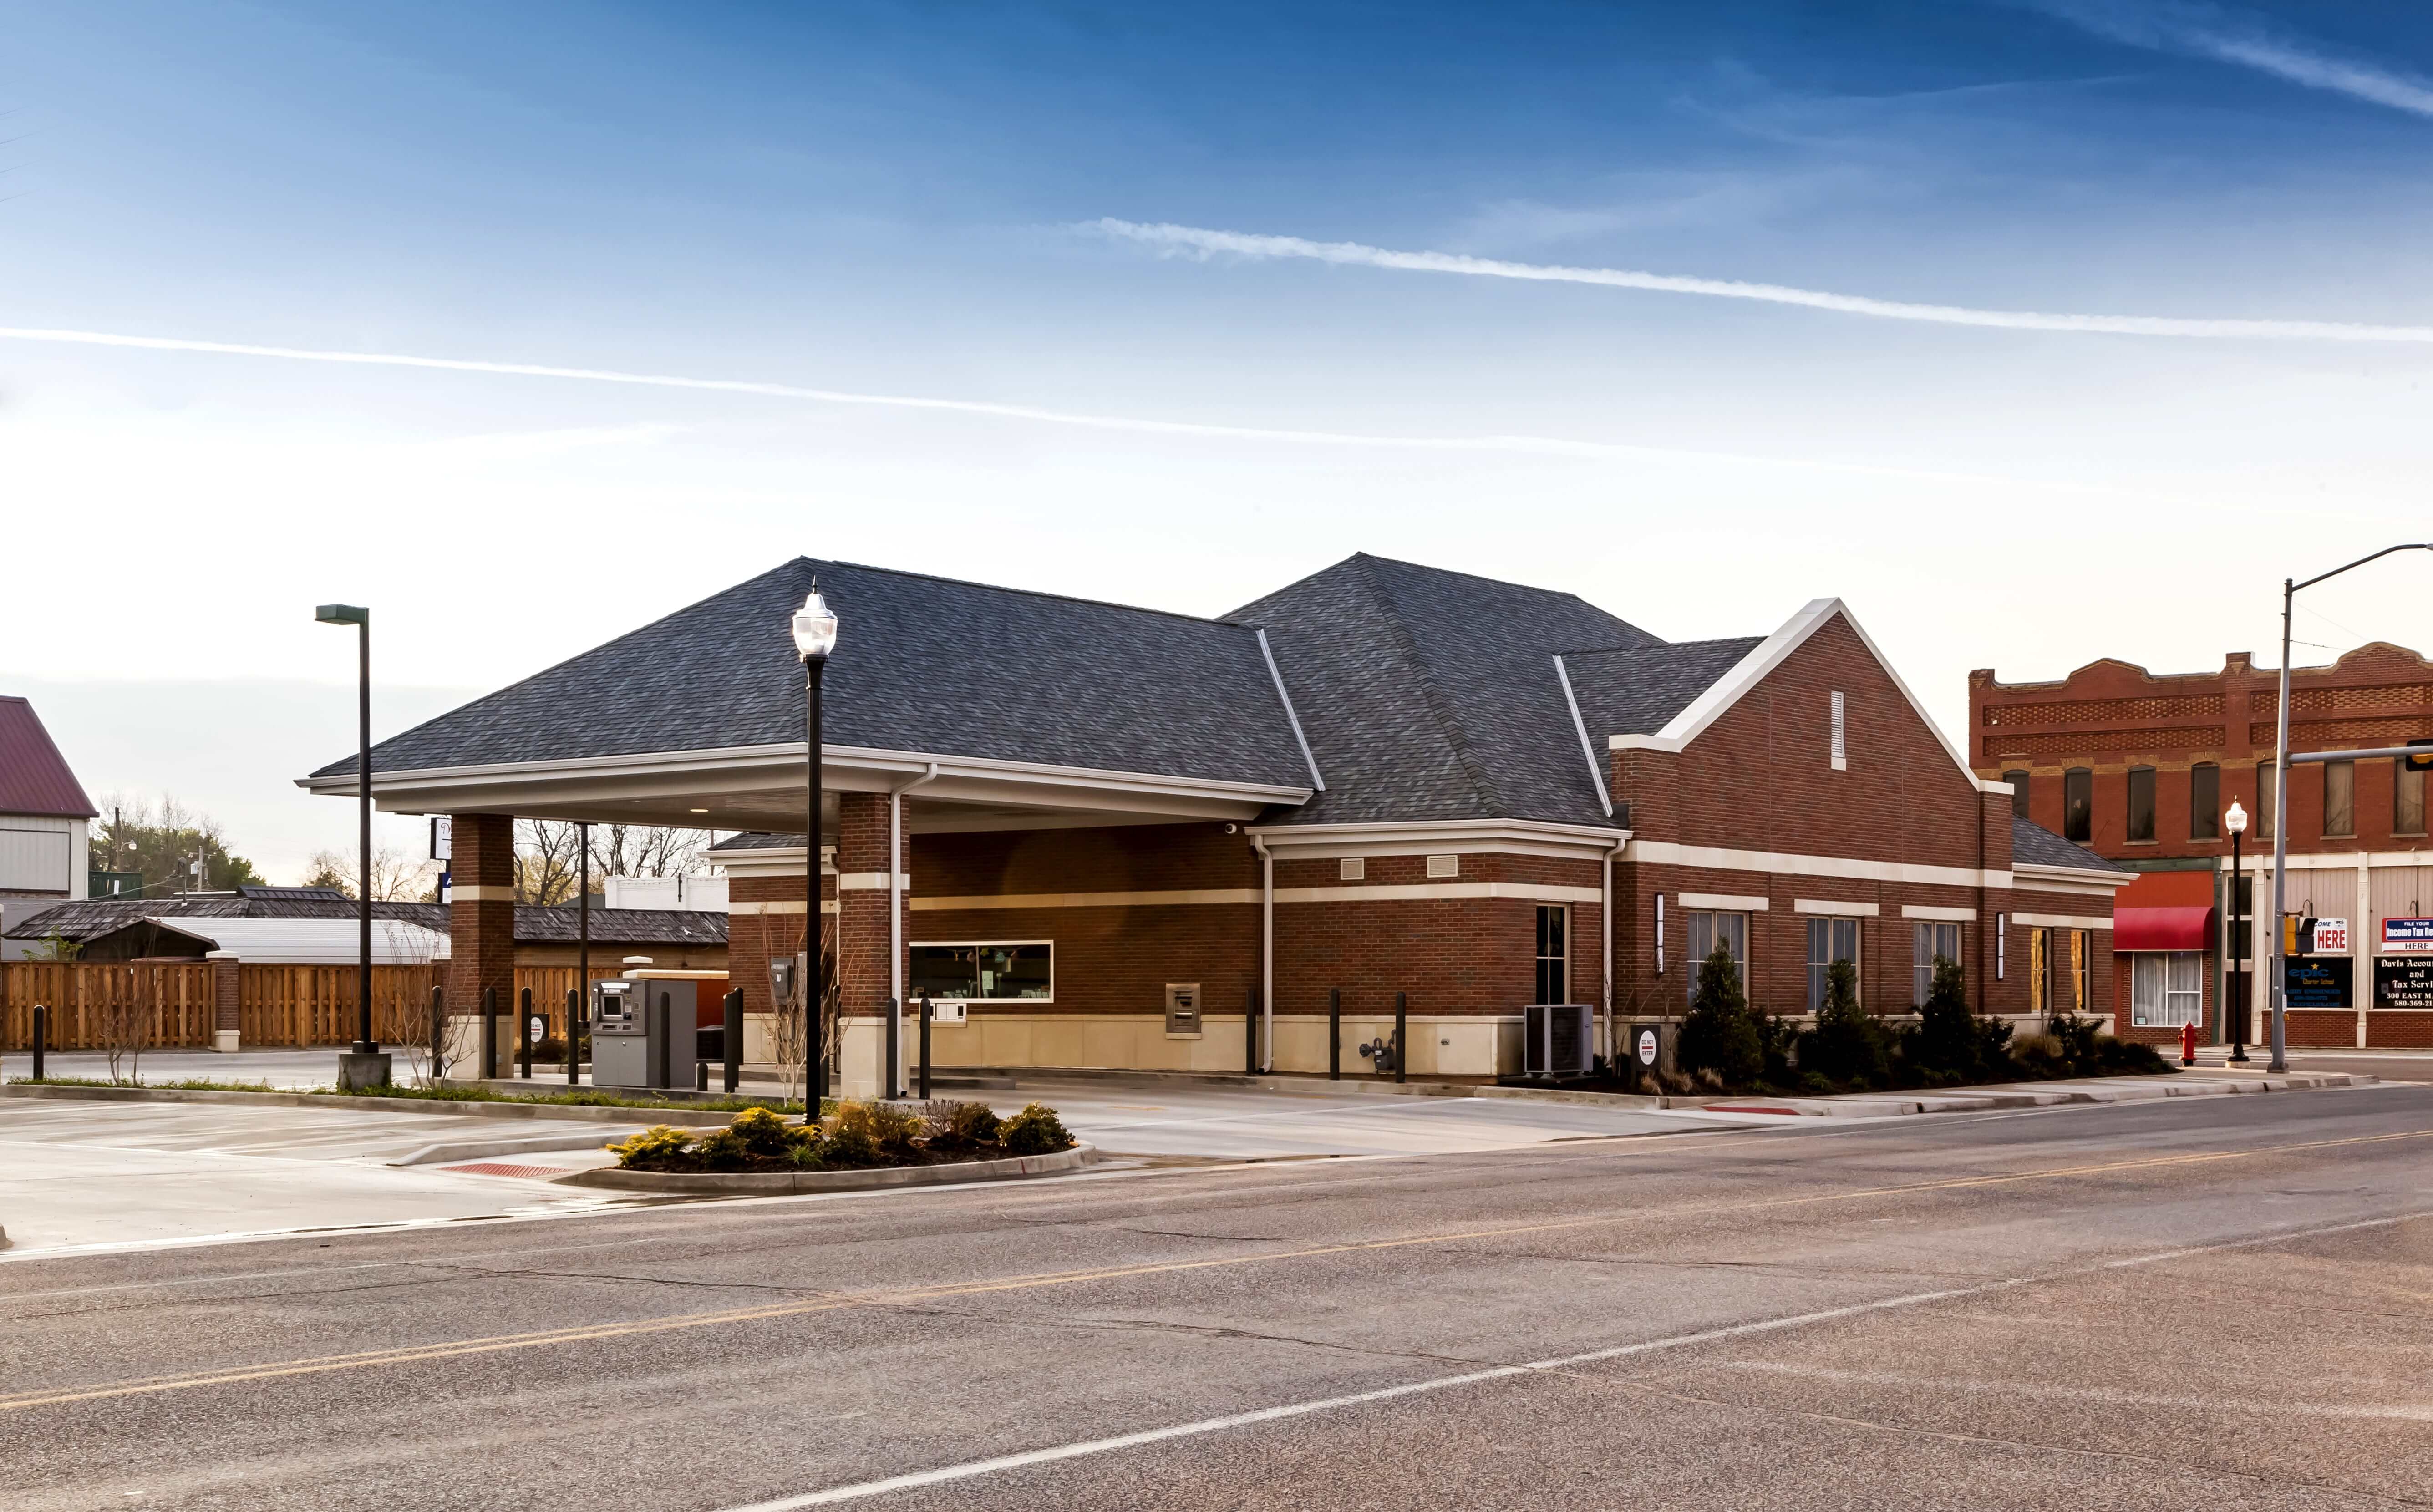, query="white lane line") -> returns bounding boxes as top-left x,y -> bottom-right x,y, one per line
711,1206 -> 2433,1511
